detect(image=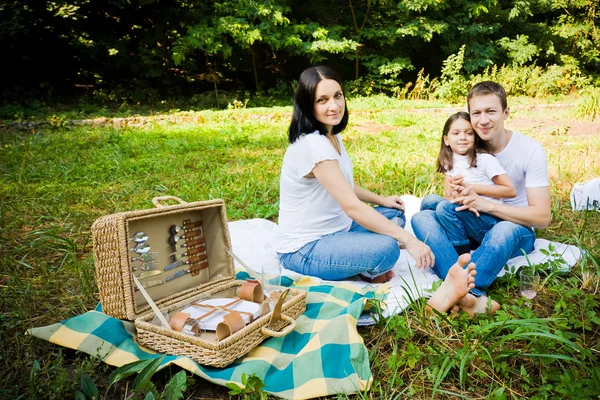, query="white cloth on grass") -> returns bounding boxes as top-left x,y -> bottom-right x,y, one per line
570,177 -> 600,211
229,195 -> 582,325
